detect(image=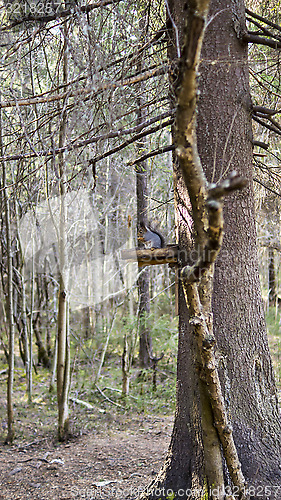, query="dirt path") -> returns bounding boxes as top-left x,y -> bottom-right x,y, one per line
0,415 -> 173,500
